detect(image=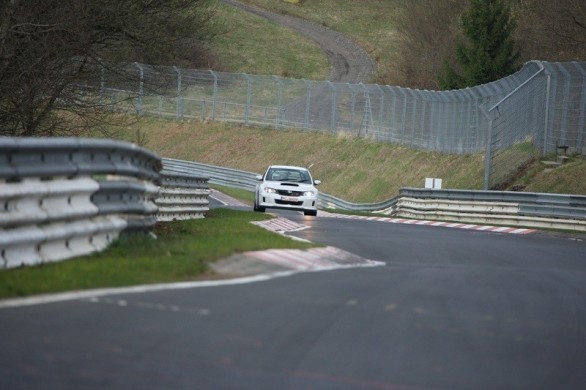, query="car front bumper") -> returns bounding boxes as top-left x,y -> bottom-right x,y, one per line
258,193 -> 318,211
